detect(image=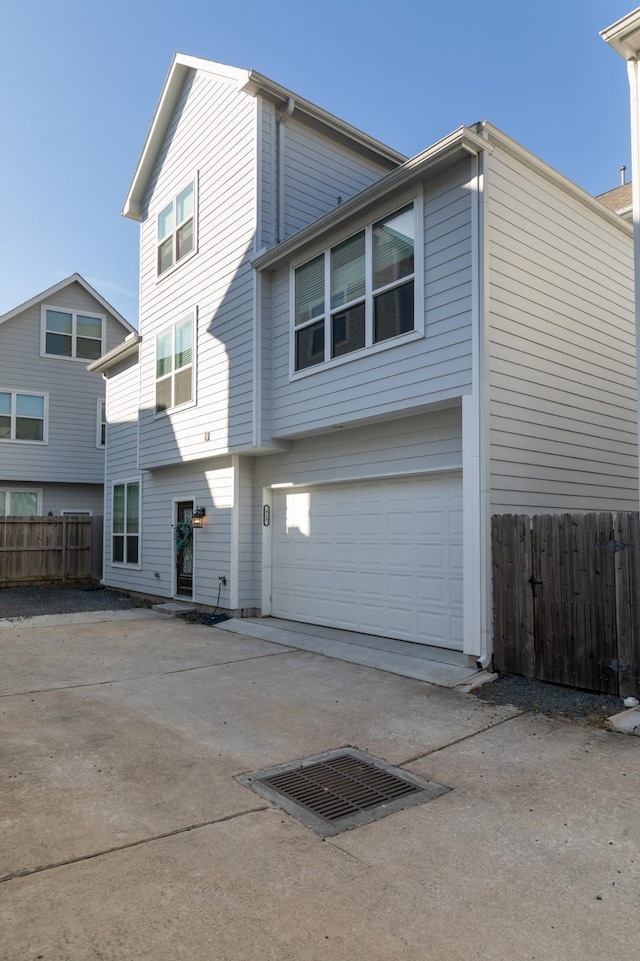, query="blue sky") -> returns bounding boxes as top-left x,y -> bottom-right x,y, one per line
0,0 -> 635,325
